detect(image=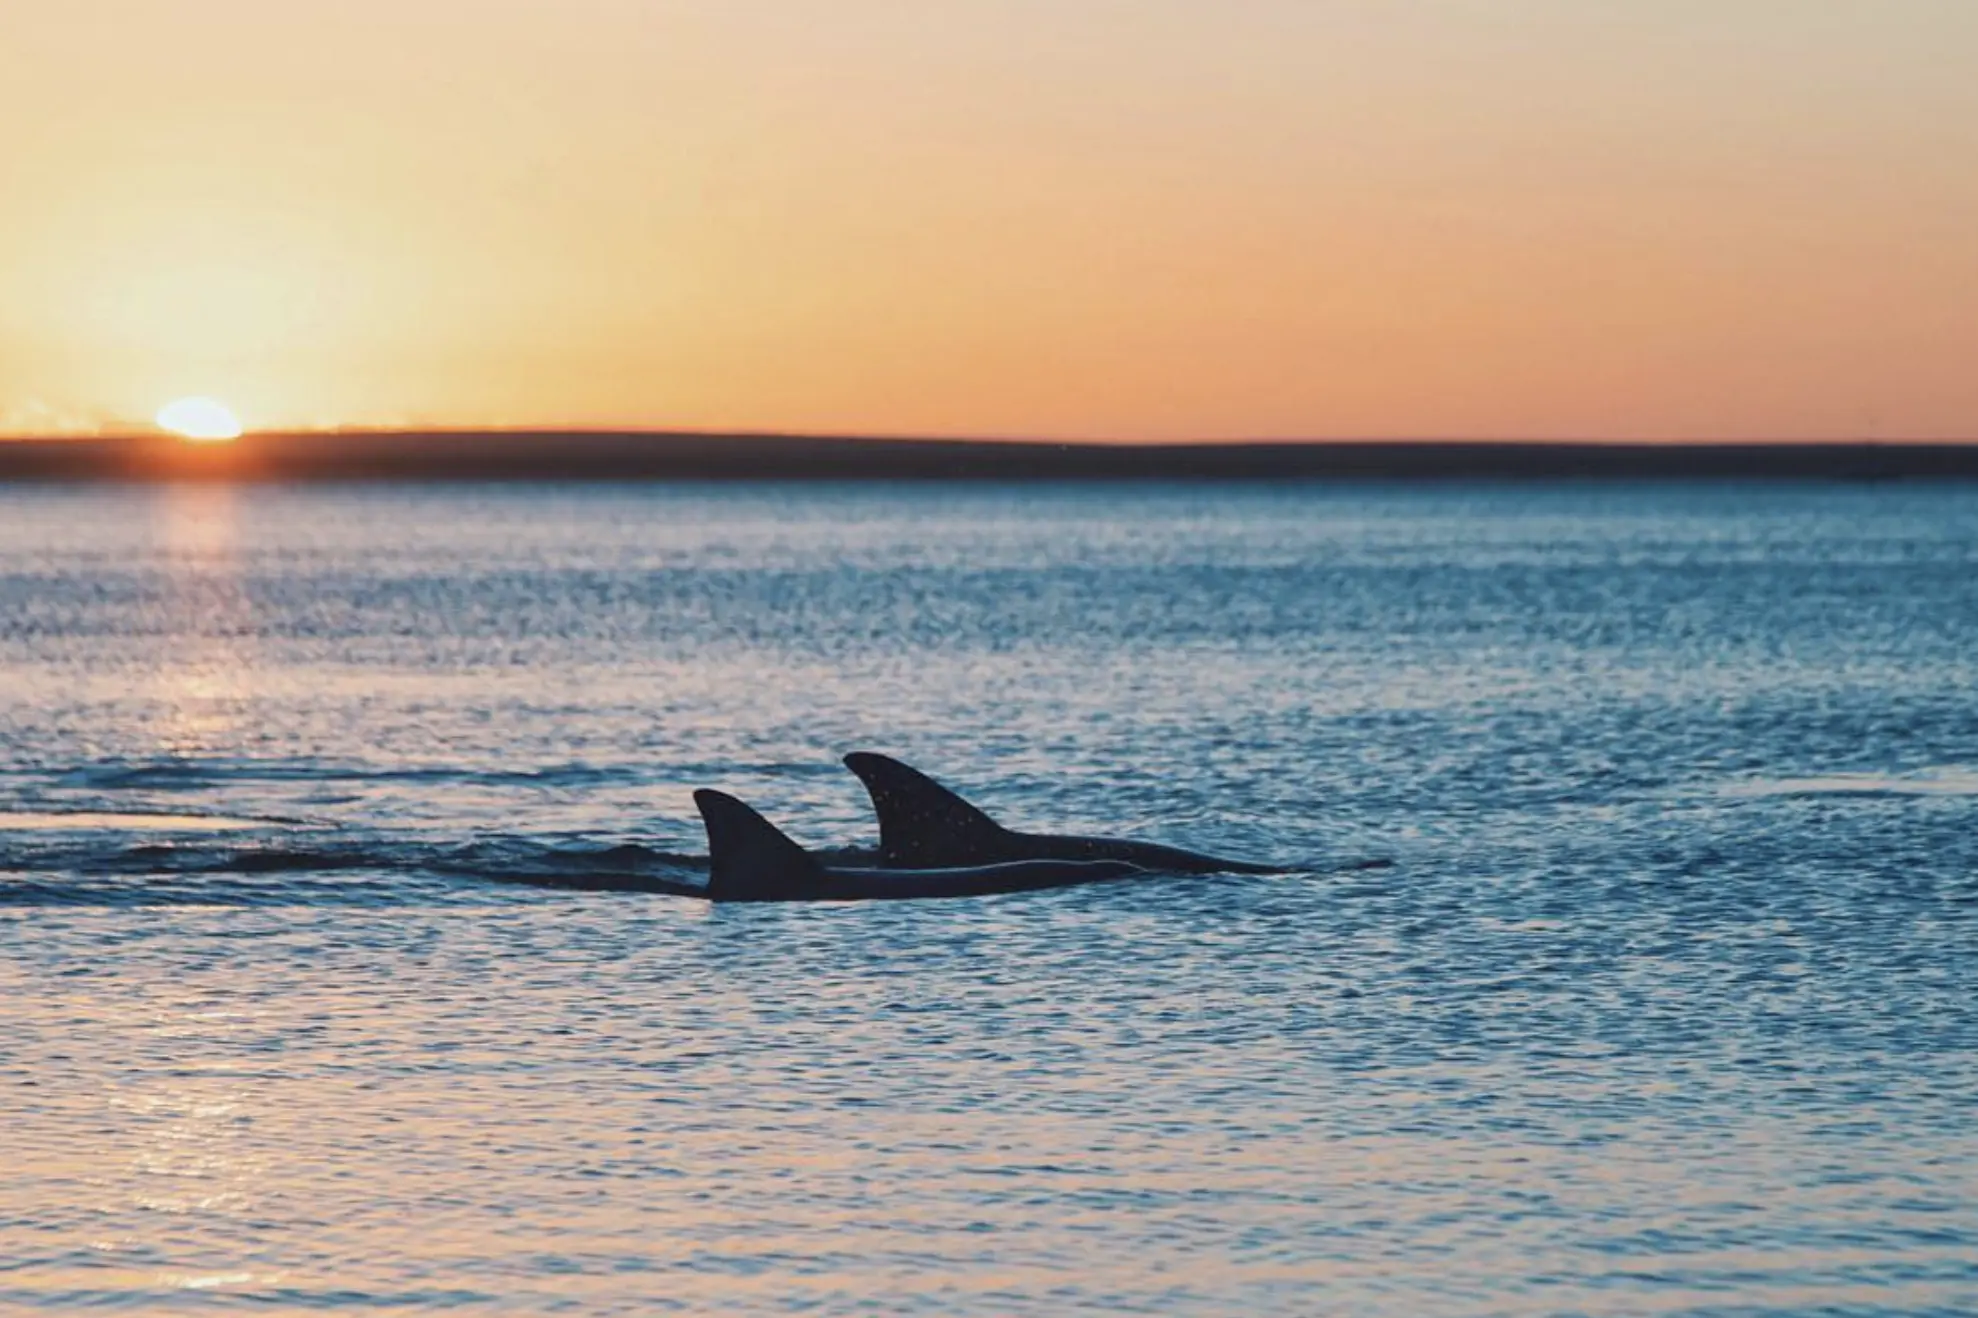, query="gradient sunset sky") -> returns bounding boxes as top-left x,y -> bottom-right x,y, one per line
4,1 -> 1975,441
